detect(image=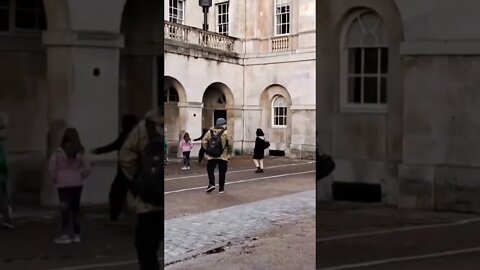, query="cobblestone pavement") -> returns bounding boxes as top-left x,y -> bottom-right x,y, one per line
164,189 -> 315,263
